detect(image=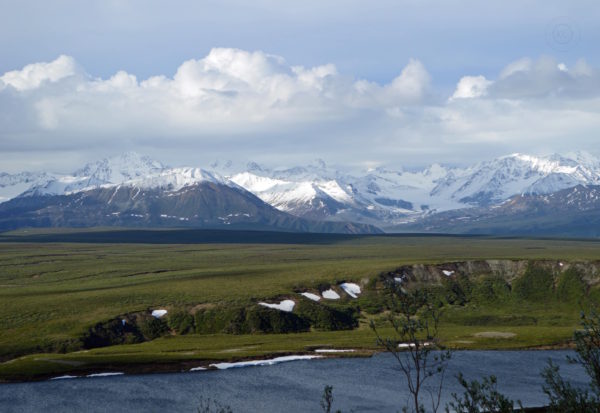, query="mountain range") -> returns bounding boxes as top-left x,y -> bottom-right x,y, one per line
1,151 -> 599,236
